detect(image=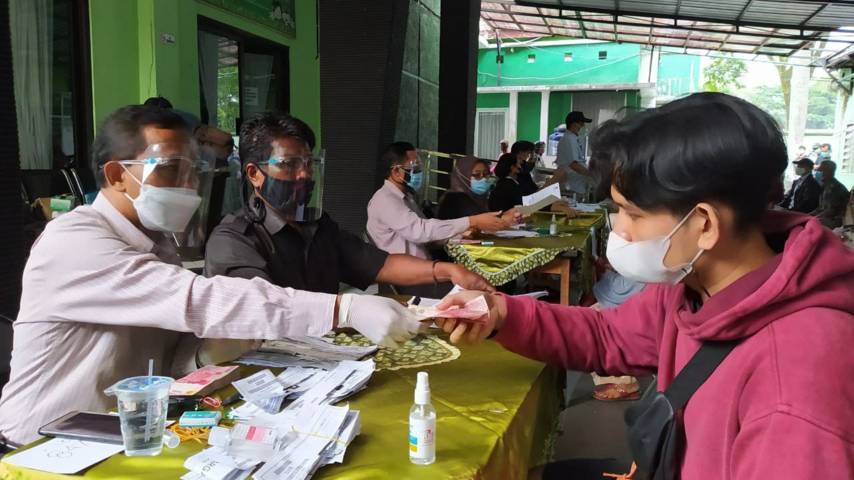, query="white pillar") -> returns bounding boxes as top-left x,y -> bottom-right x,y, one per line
539,90 -> 550,142
507,91 -> 518,143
